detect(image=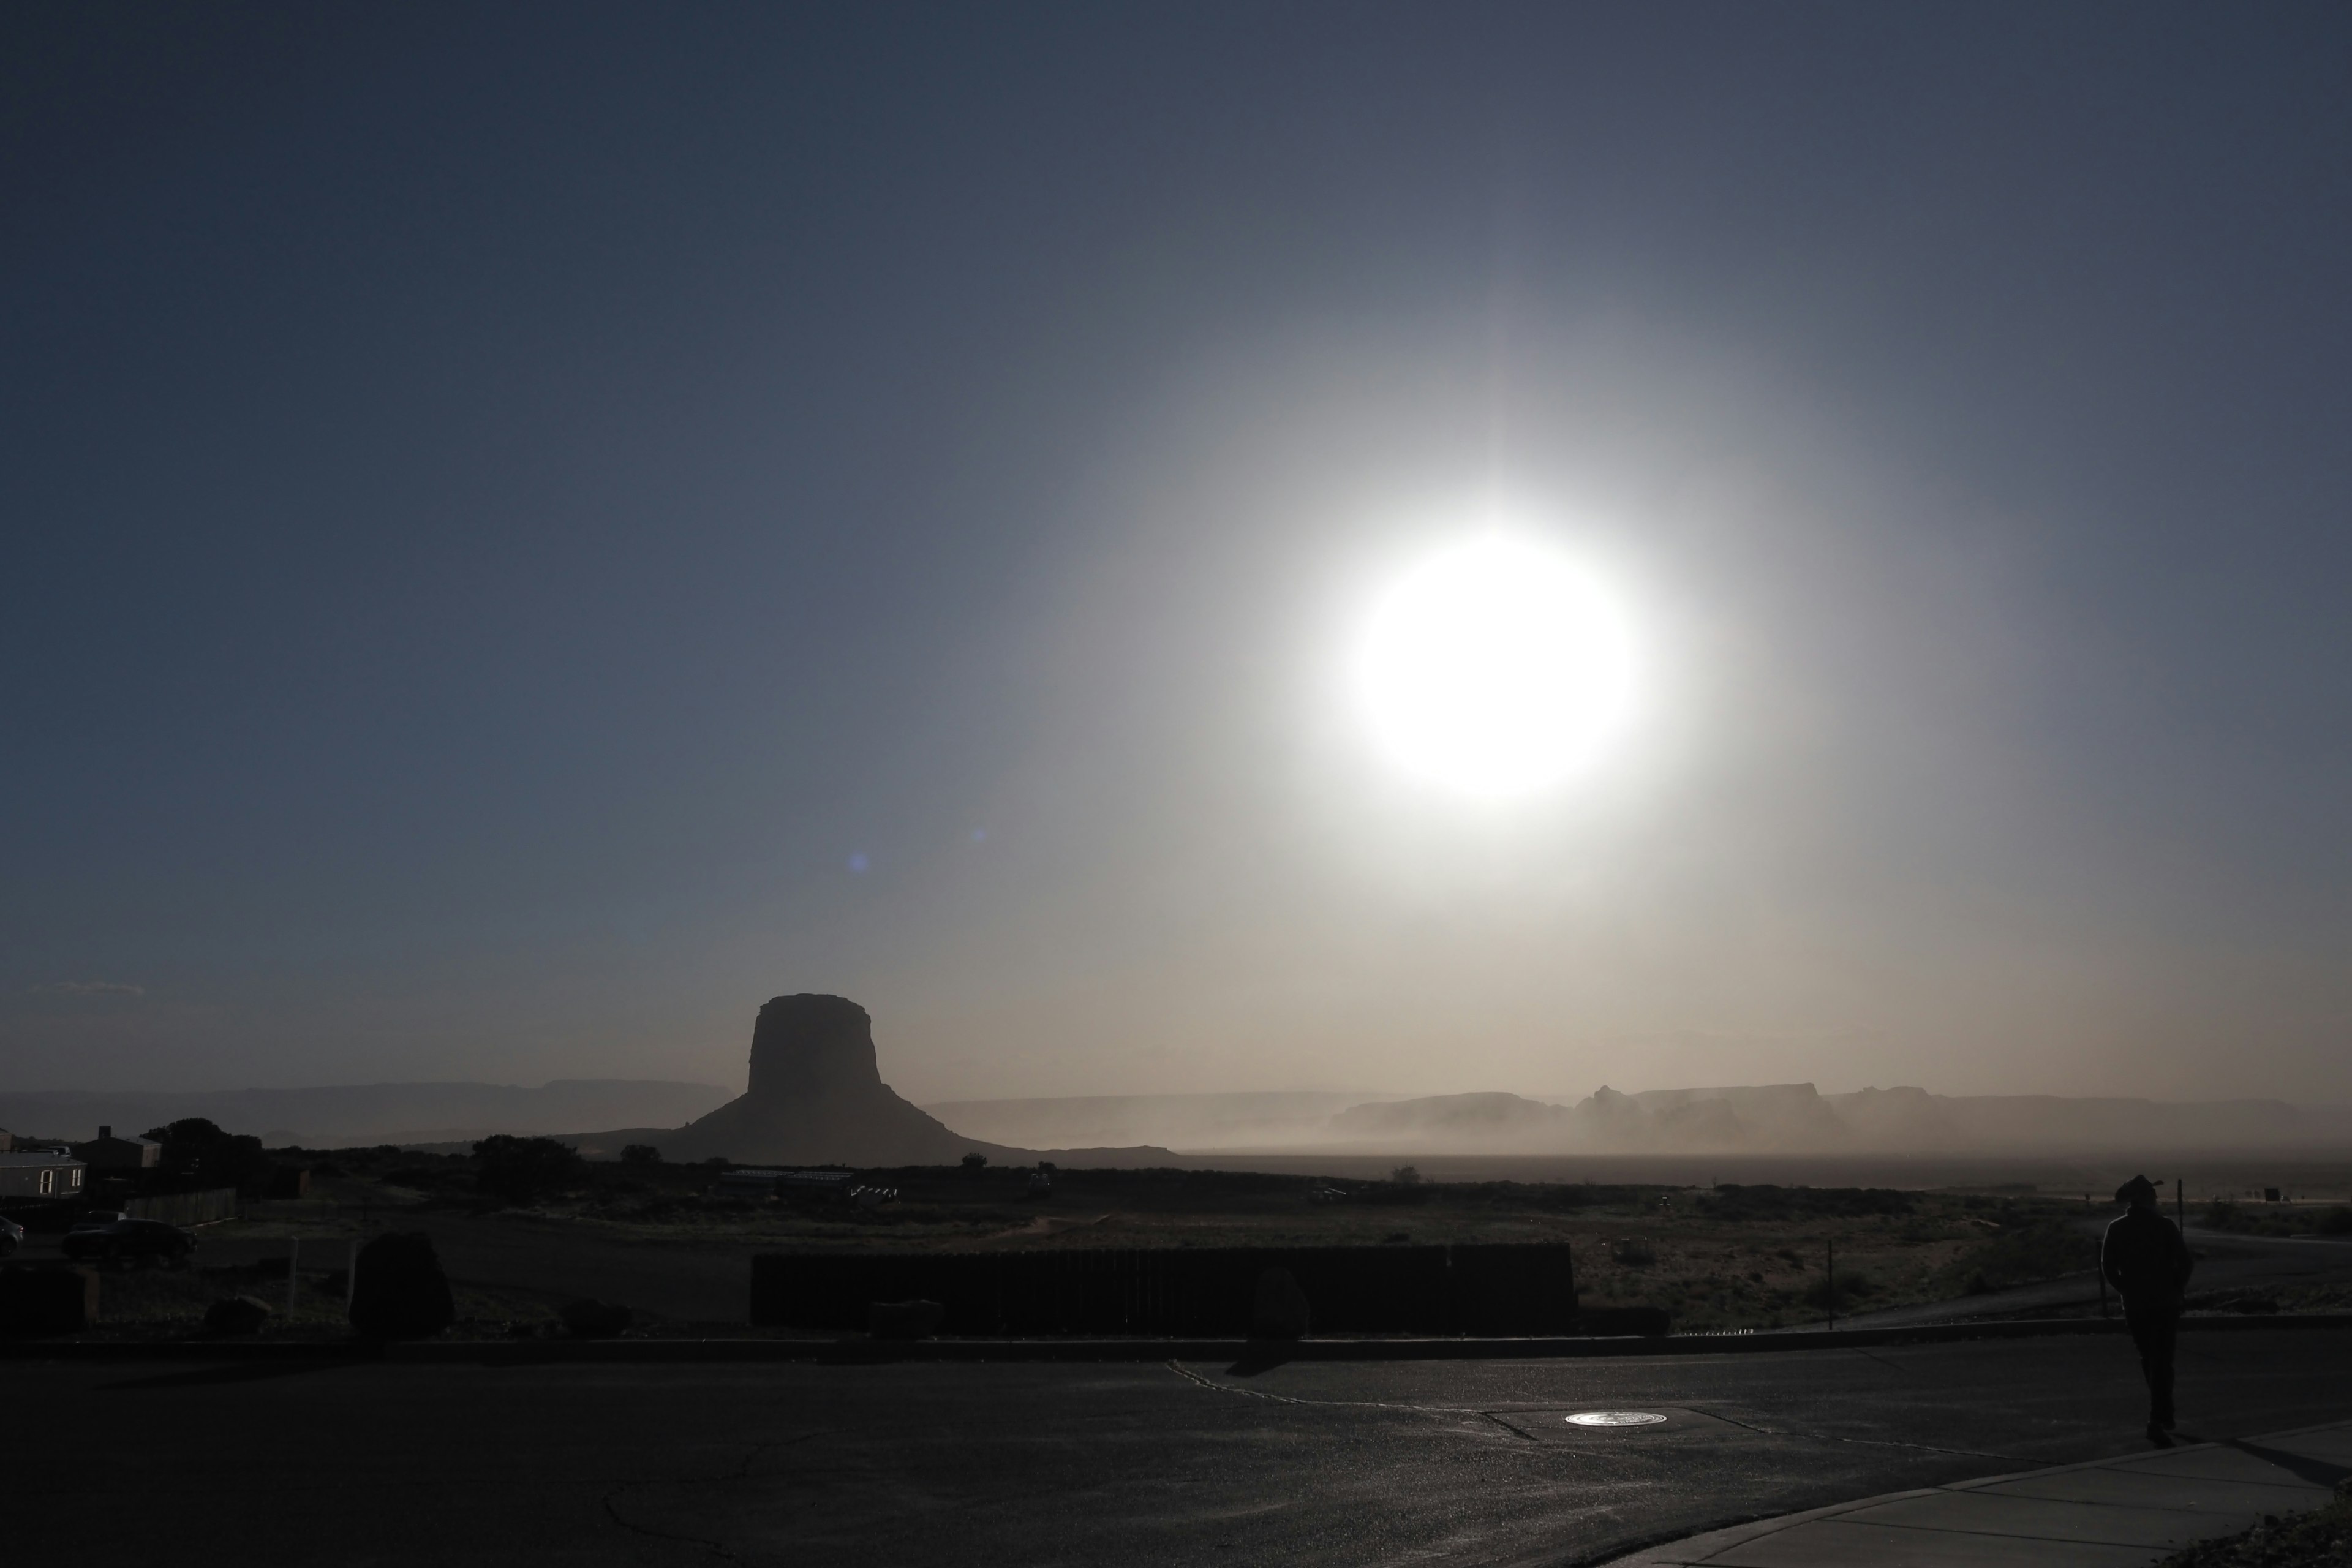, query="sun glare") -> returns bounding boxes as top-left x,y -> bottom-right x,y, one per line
1354,533 -> 1635,798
